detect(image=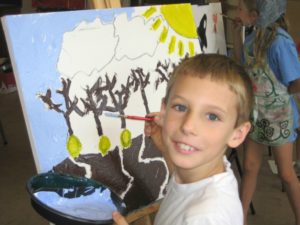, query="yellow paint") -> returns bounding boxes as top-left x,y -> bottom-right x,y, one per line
178,40 -> 184,56
67,134 -> 82,158
120,128 -> 132,149
142,4 -> 198,57
169,35 -> 176,54
152,18 -> 162,30
159,26 -> 168,43
99,135 -> 111,156
188,41 -> 195,56
143,6 -> 156,19
160,4 -> 197,38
